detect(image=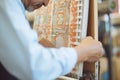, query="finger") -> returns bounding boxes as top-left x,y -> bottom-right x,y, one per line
101,48 -> 105,56
87,36 -> 93,40
87,56 -> 99,62
98,41 -> 102,47
88,58 -> 98,62
98,47 -> 104,57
